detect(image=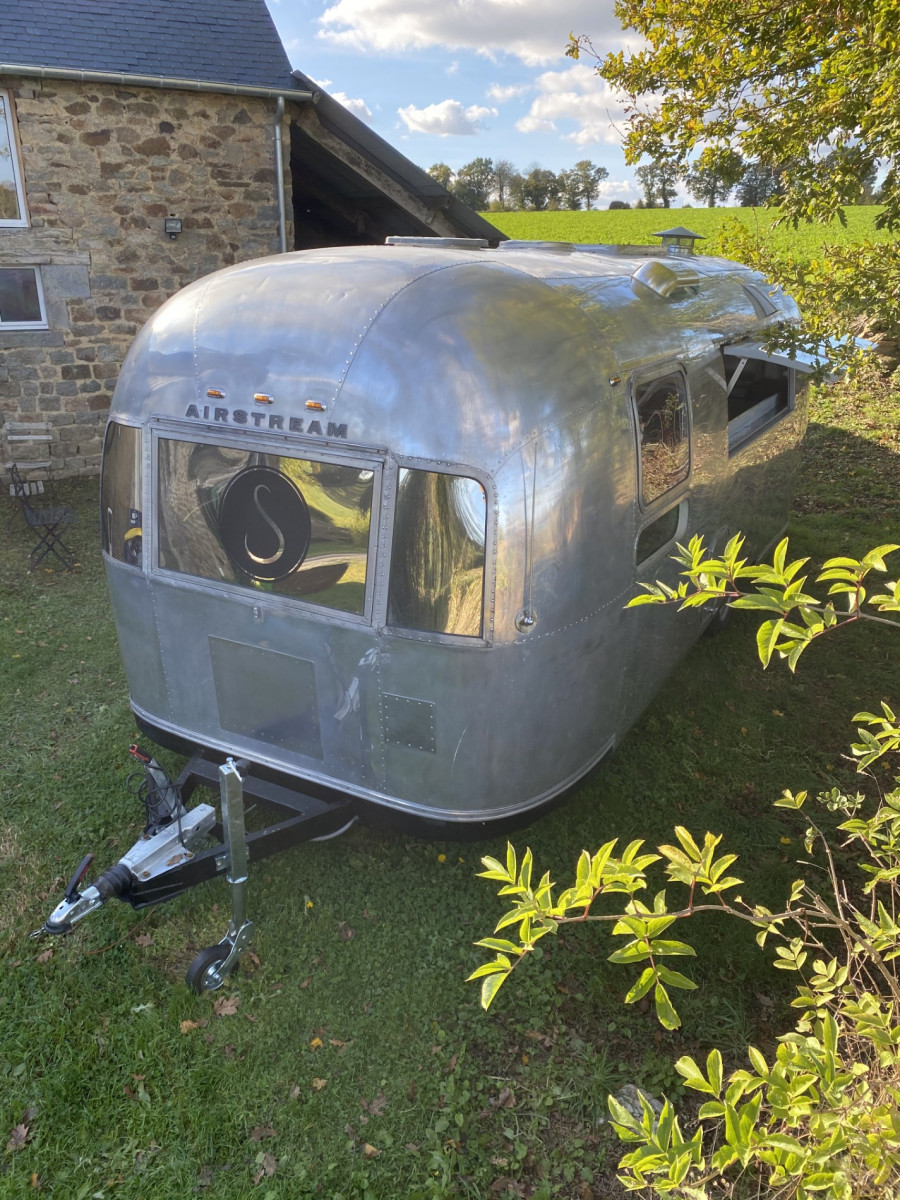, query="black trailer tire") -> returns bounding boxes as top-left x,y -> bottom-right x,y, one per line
186,942 -> 231,994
